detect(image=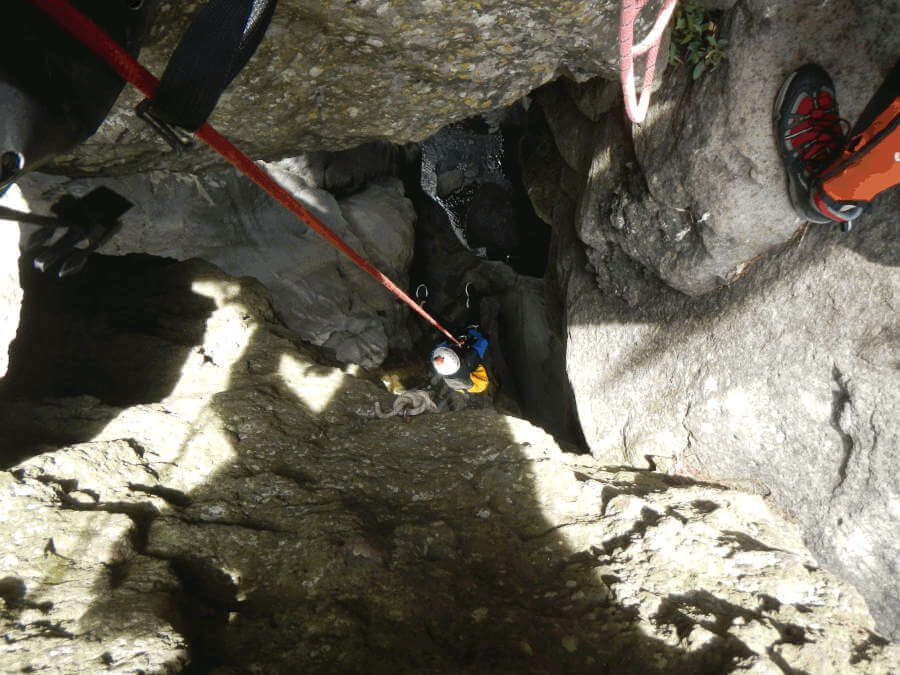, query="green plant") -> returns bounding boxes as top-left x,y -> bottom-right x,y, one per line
668,3 -> 728,80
